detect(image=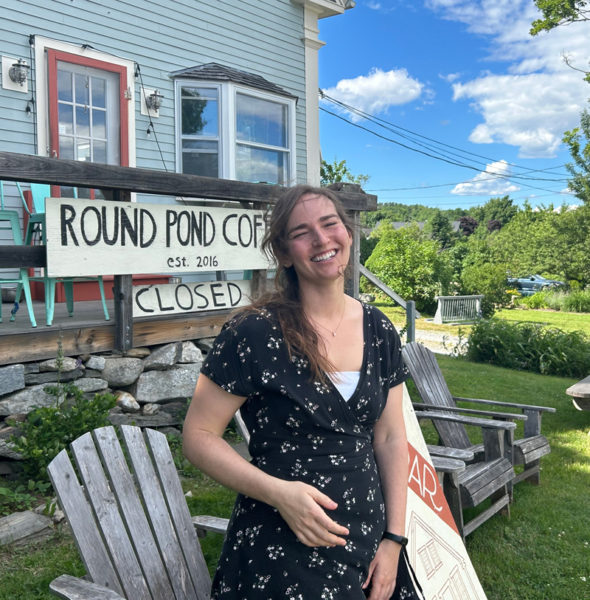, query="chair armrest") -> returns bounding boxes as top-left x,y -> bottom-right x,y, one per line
413,402 -> 527,421
49,574 -> 124,599
453,396 -> 556,413
192,515 -> 229,537
416,409 -> 516,431
427,444 -> 475,462
430,455 -> 466,474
